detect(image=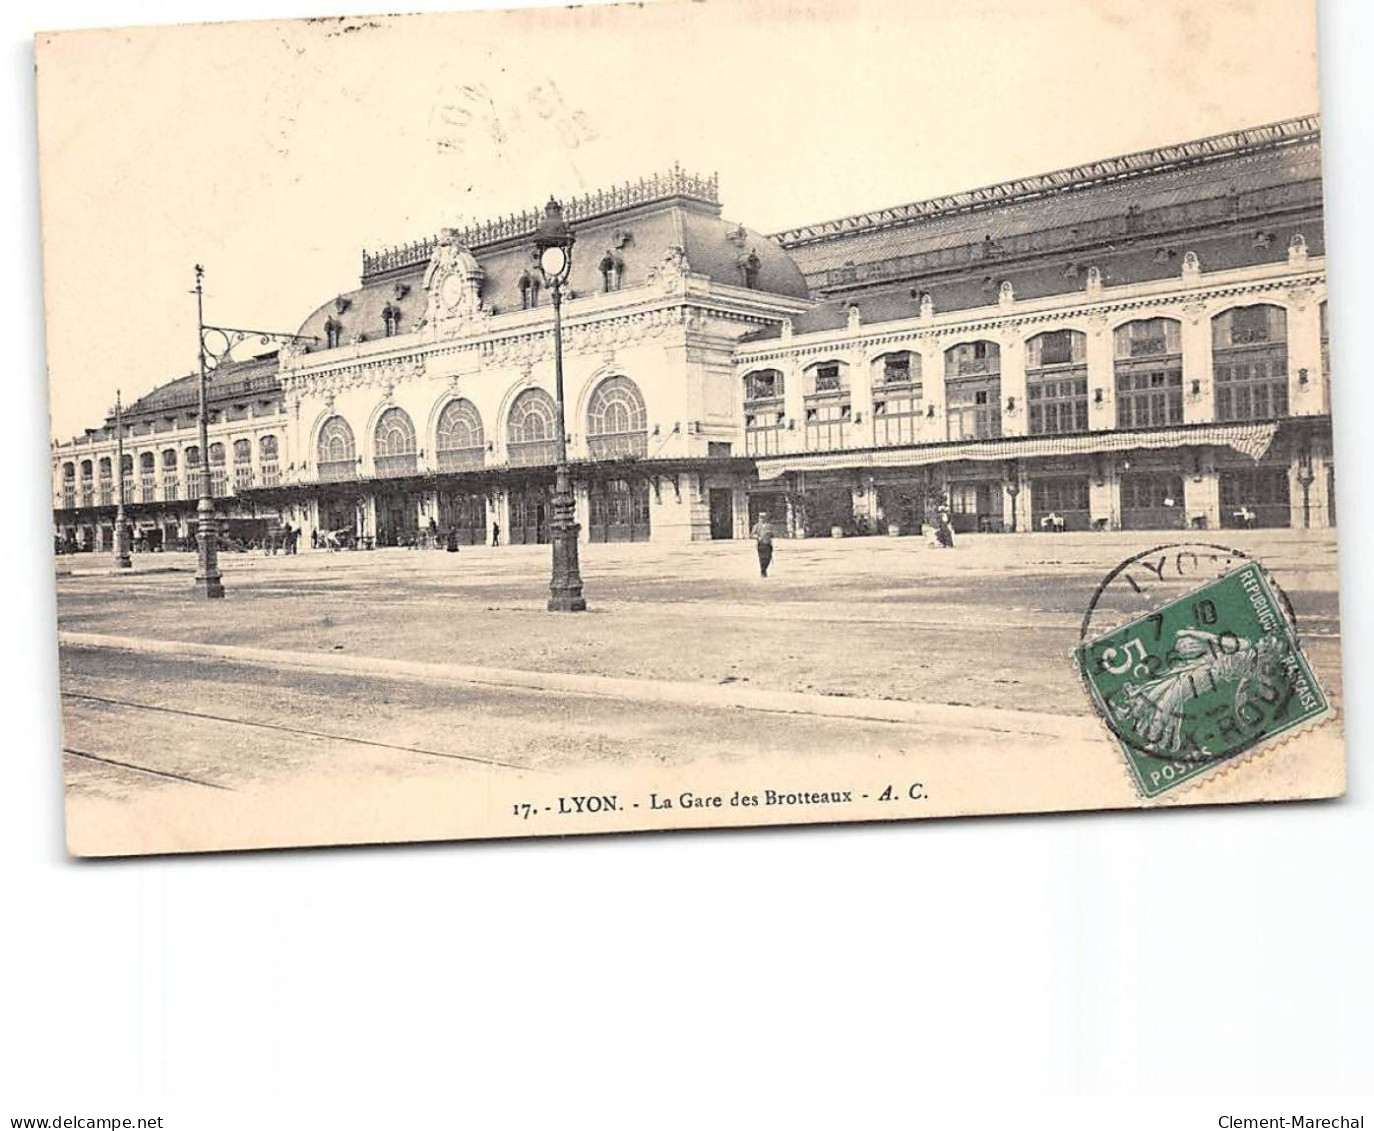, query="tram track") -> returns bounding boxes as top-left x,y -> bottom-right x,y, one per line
62,690 -> 528,771
63,746 -> 232,790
